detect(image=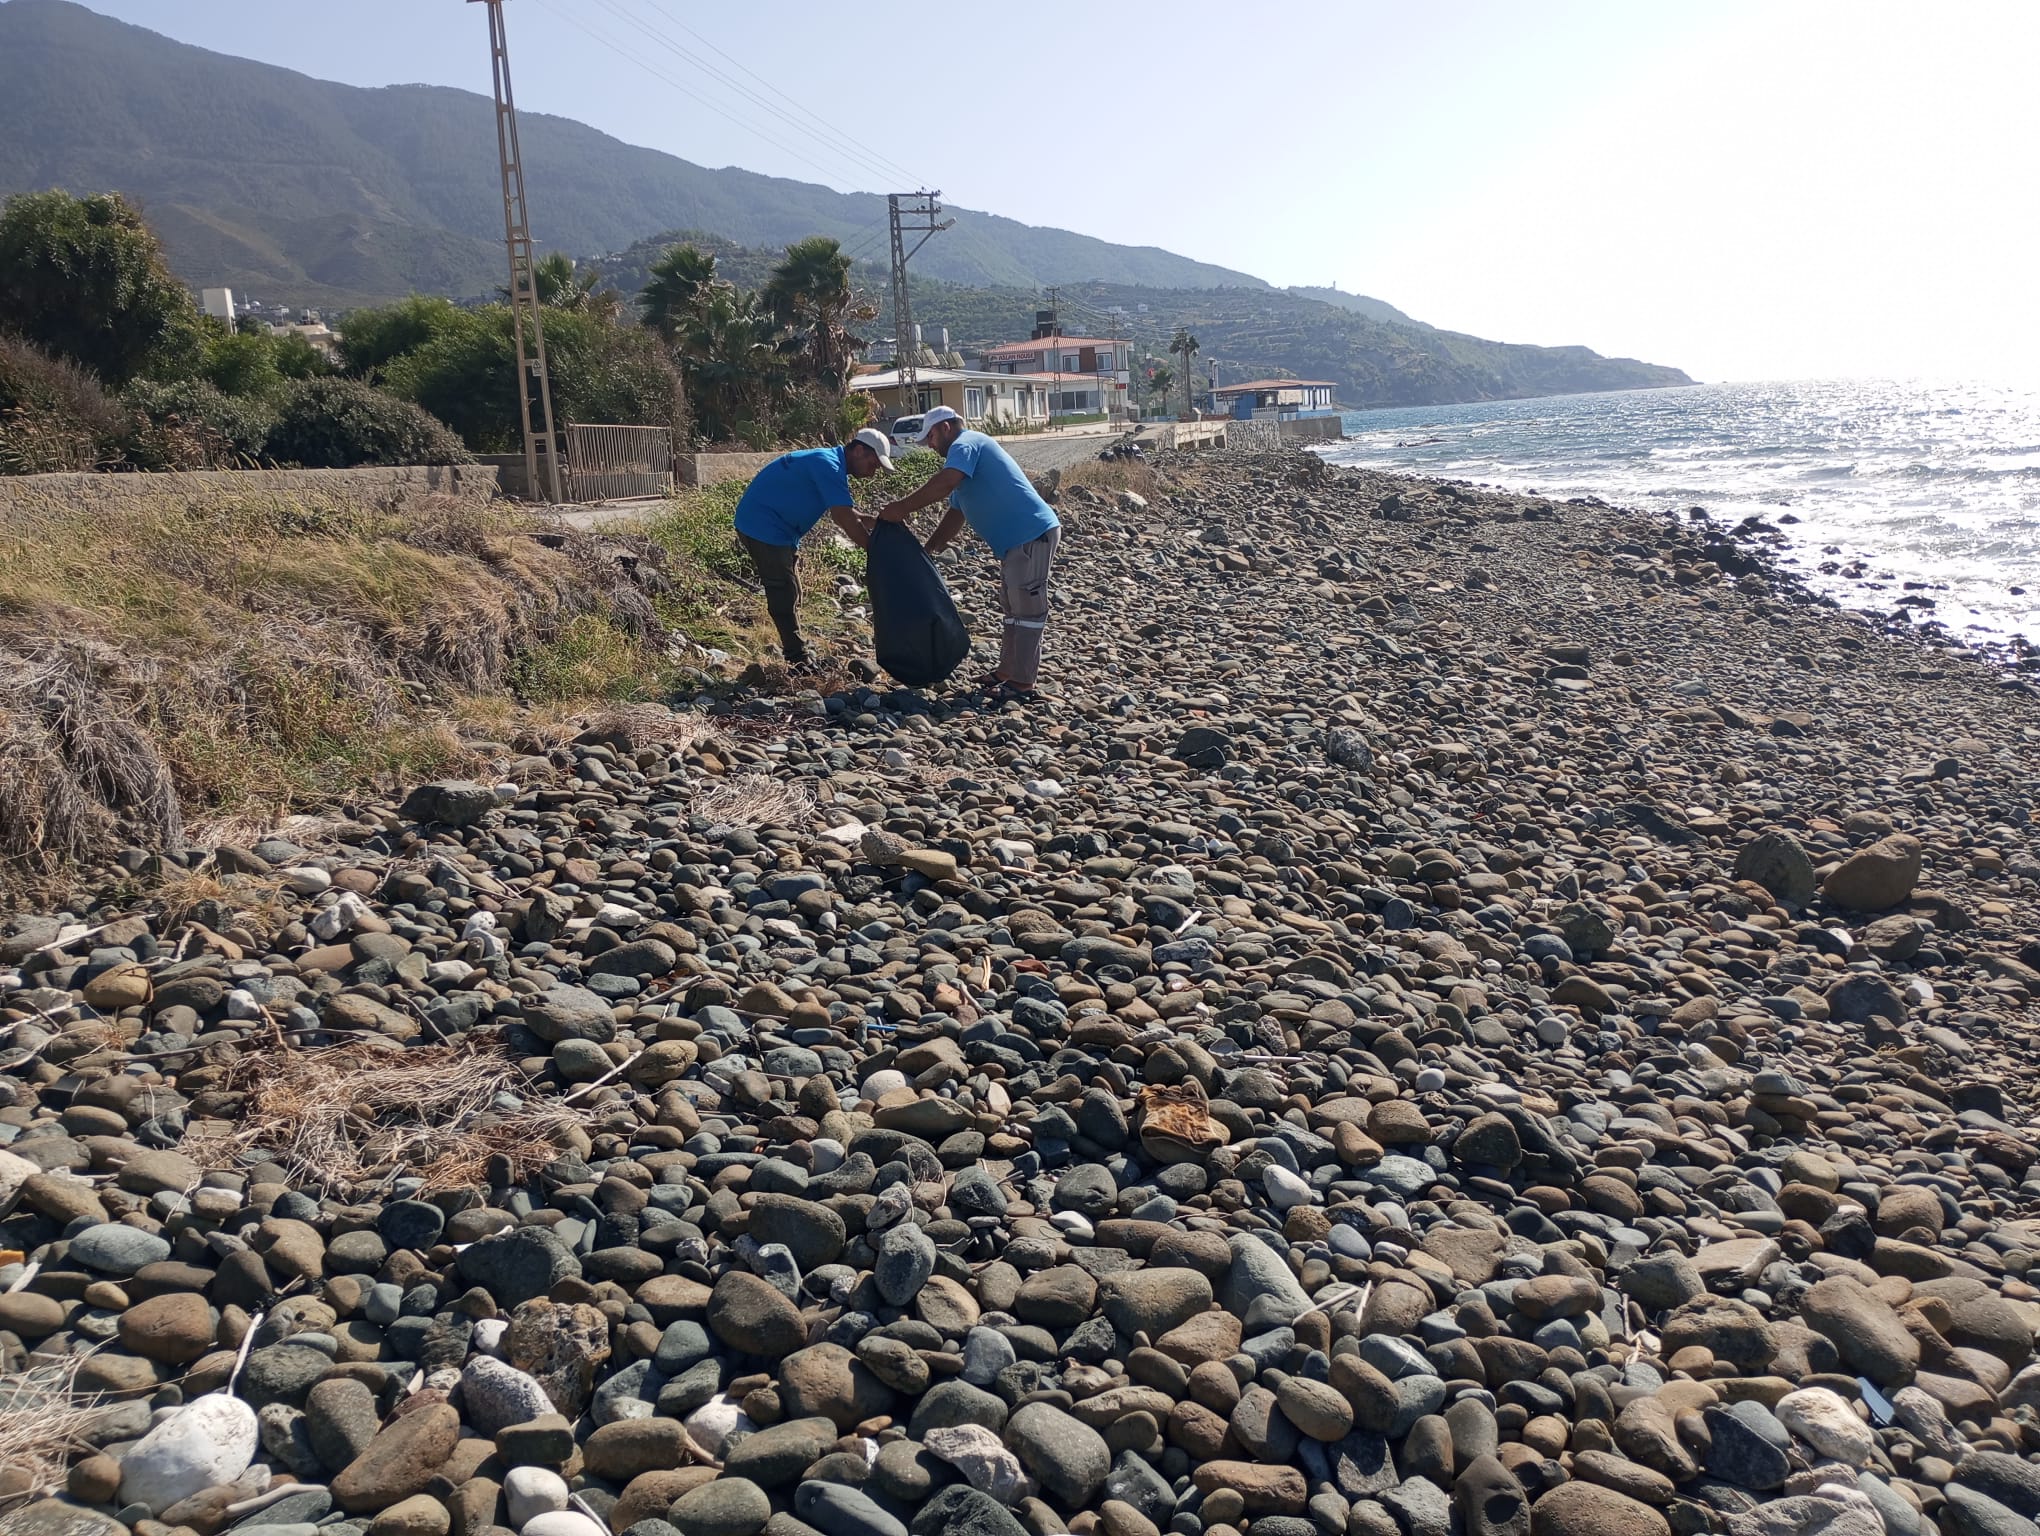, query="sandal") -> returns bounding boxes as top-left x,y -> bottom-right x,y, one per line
985,680 -> 1038,705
